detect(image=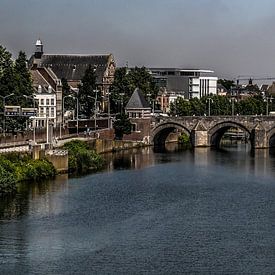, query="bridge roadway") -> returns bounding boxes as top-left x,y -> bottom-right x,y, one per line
150,115 -> 275,148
